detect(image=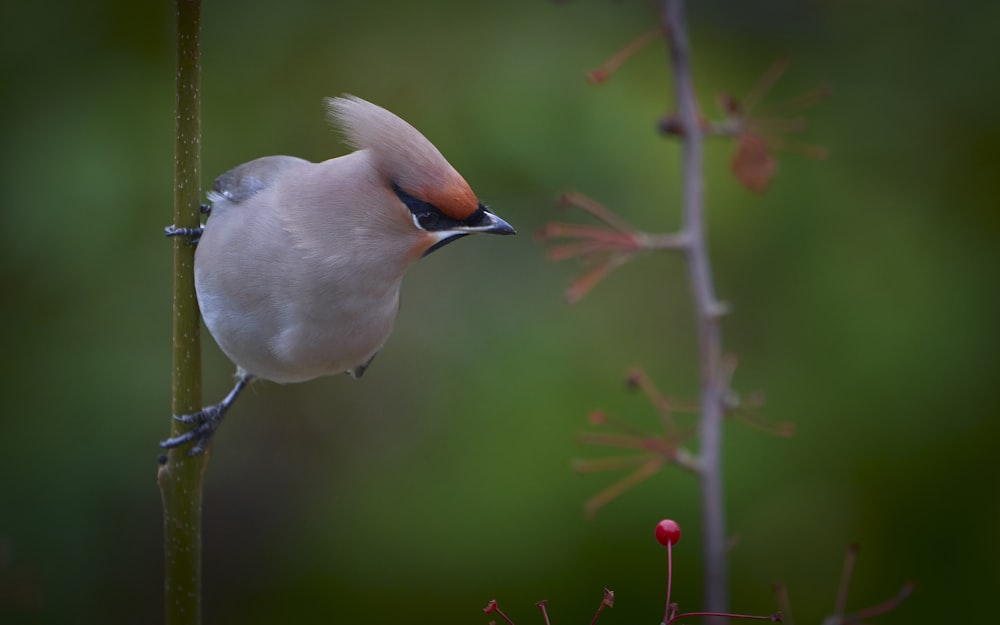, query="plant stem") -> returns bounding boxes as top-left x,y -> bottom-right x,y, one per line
158,1 -> 205,624
660,0 -> 729,617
